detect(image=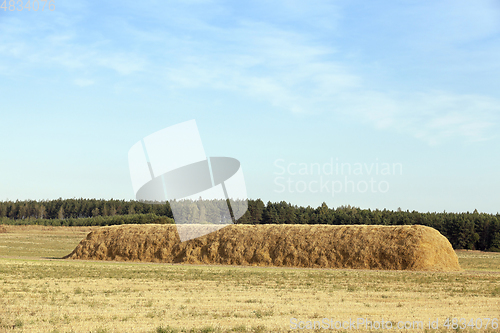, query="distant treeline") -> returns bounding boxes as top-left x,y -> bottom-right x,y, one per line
0,198 -> 172,220
1,198 -> 499,251
0,213 -> 174,227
